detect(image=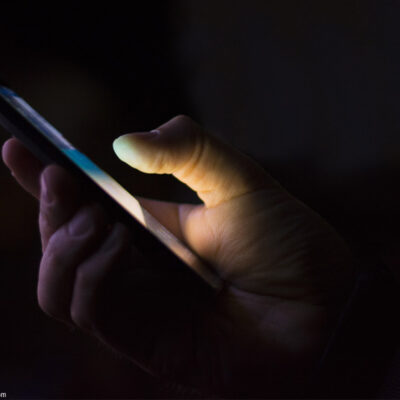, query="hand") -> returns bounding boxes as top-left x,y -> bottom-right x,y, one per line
2,115 -> 354,397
